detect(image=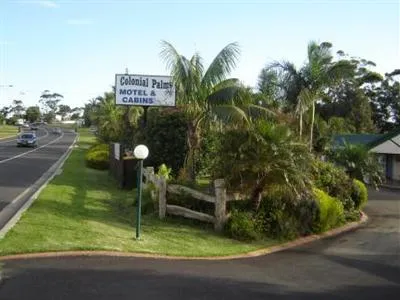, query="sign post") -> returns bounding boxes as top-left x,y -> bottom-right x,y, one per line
115,73 -> 175,239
